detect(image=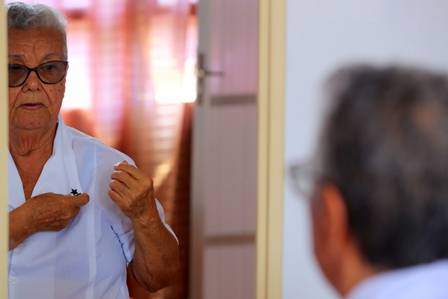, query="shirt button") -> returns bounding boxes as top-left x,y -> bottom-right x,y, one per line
9,276 -> 16,284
